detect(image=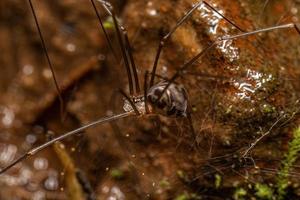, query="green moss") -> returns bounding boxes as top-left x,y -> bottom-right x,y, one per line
110,168 -> 124,180
159,179 -> 170,188
174,193 -> 200,200
276,127 -> 300,200
103,16 -> 114,29
176,170 -> 189,182
174,194 -> 189,200
233,188 -> 247,200
214,174 -> 222,189
255,183 -> 273,199
260,103 -> 275,114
